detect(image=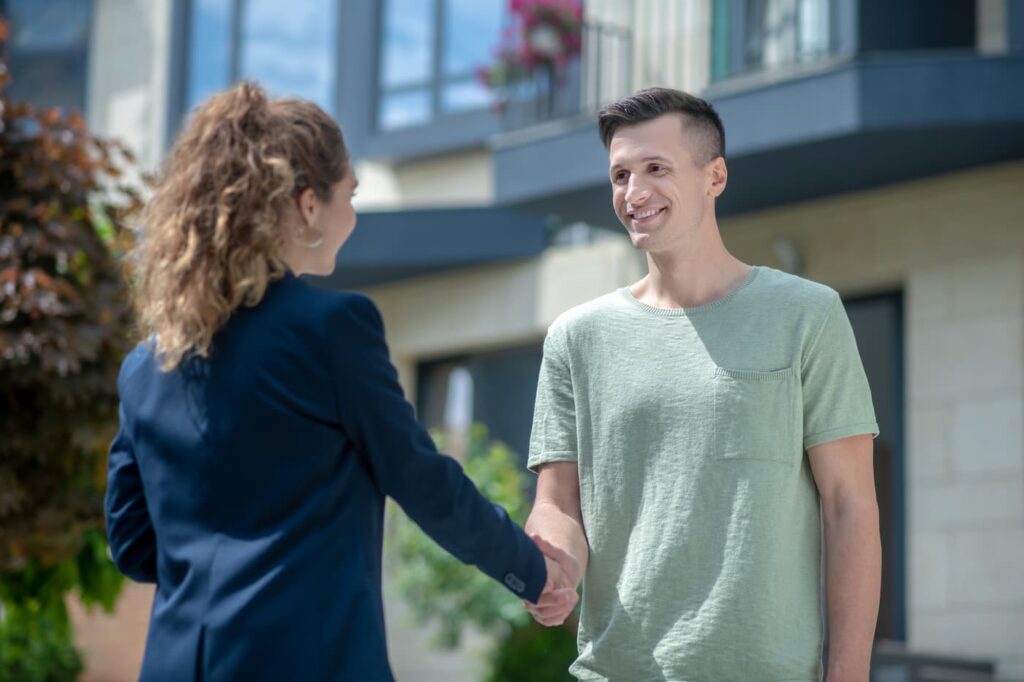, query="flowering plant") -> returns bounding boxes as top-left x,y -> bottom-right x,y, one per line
477,0 -> 584,90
